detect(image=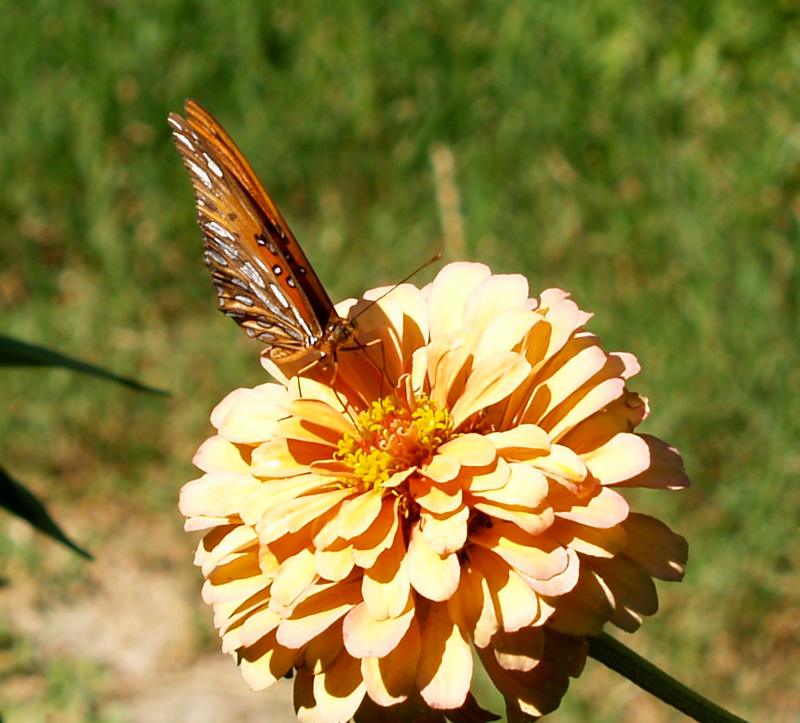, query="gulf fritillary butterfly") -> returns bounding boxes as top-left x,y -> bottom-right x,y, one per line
168,99 -> 357,367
